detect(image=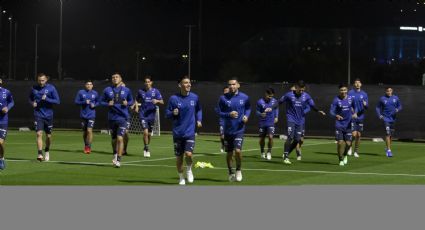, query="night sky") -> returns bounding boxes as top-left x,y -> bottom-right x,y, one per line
0,0 -> 424,81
